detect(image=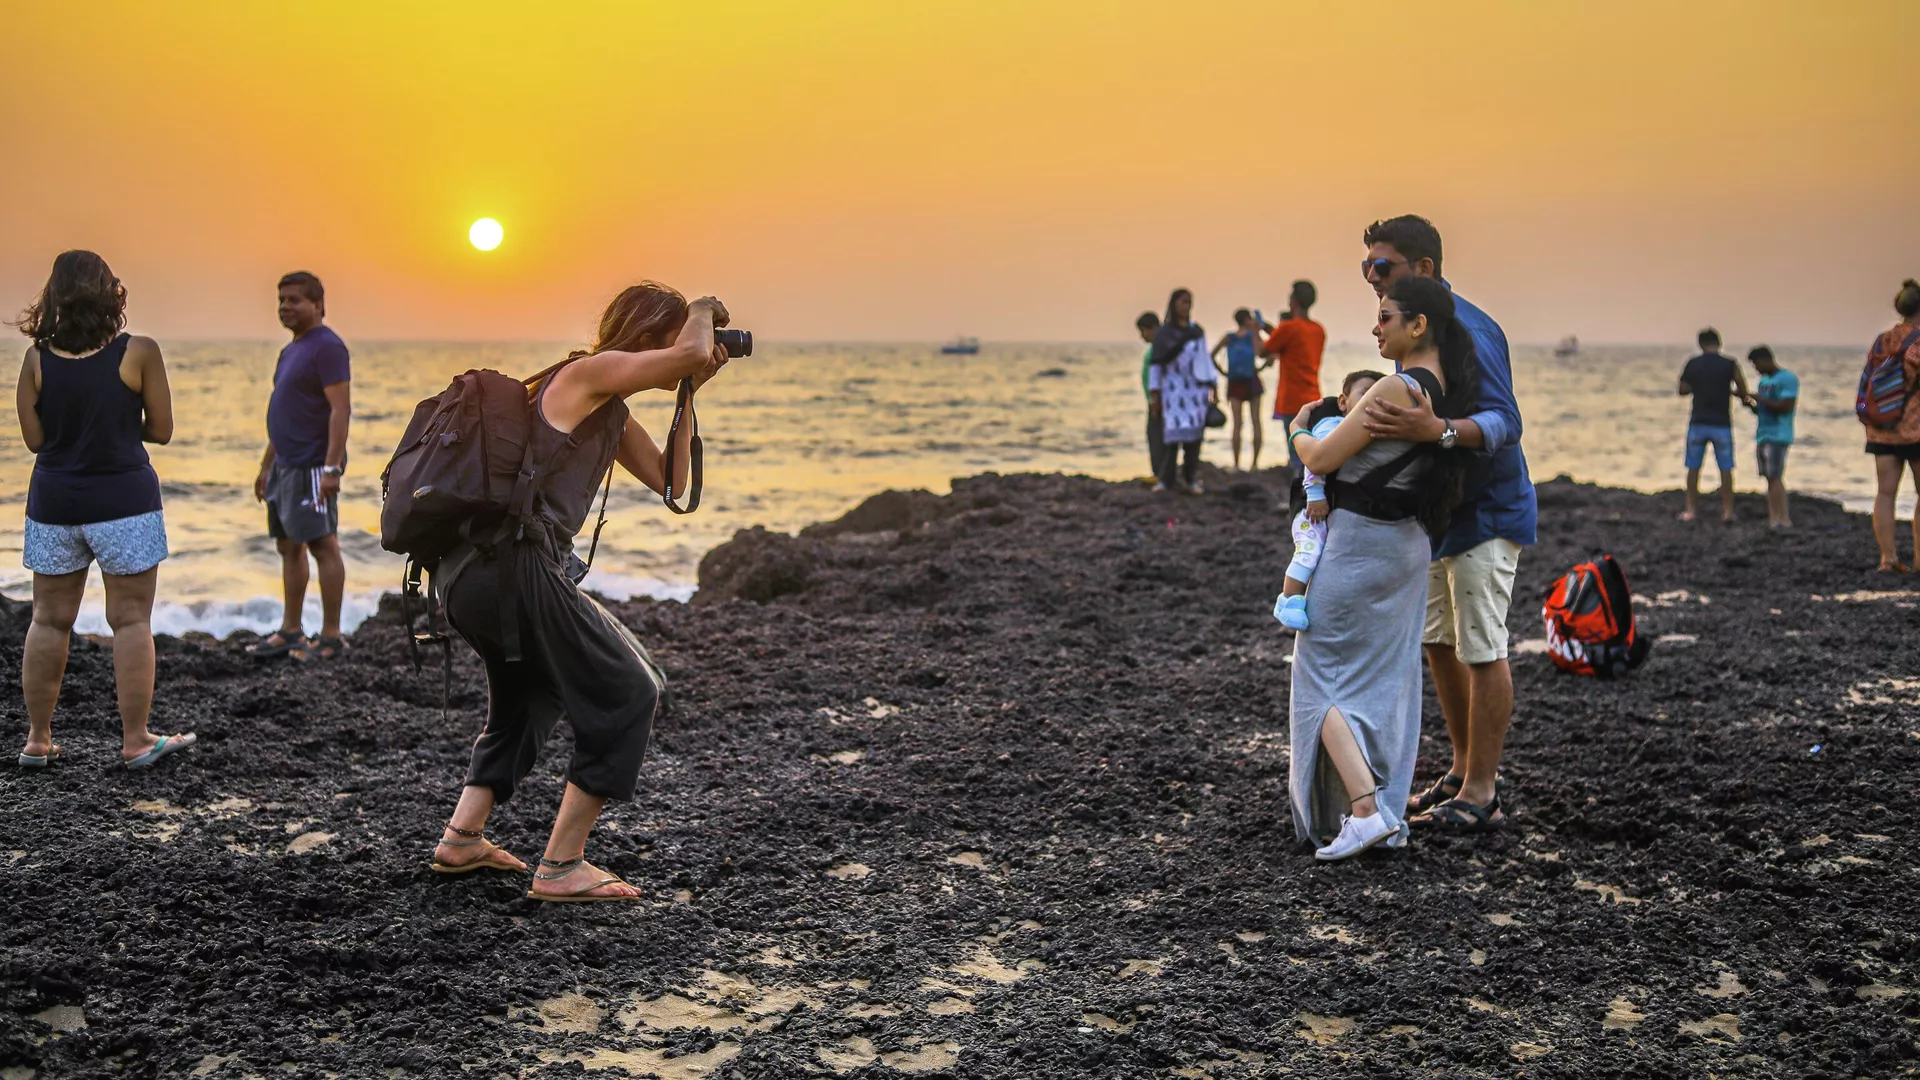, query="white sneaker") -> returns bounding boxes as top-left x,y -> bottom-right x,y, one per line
1314,813 -> 1395,861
